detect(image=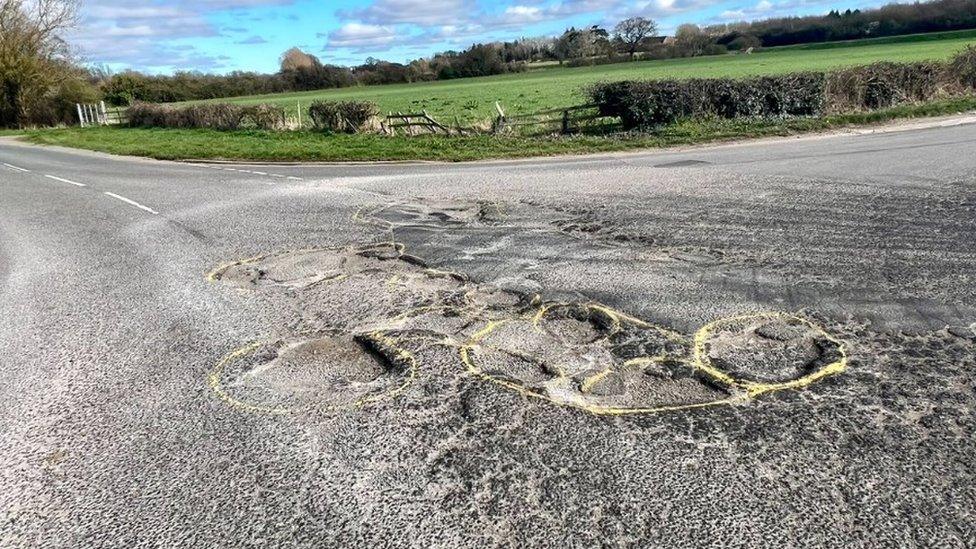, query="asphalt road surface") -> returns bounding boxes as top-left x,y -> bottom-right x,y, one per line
1,119 -> 975,548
